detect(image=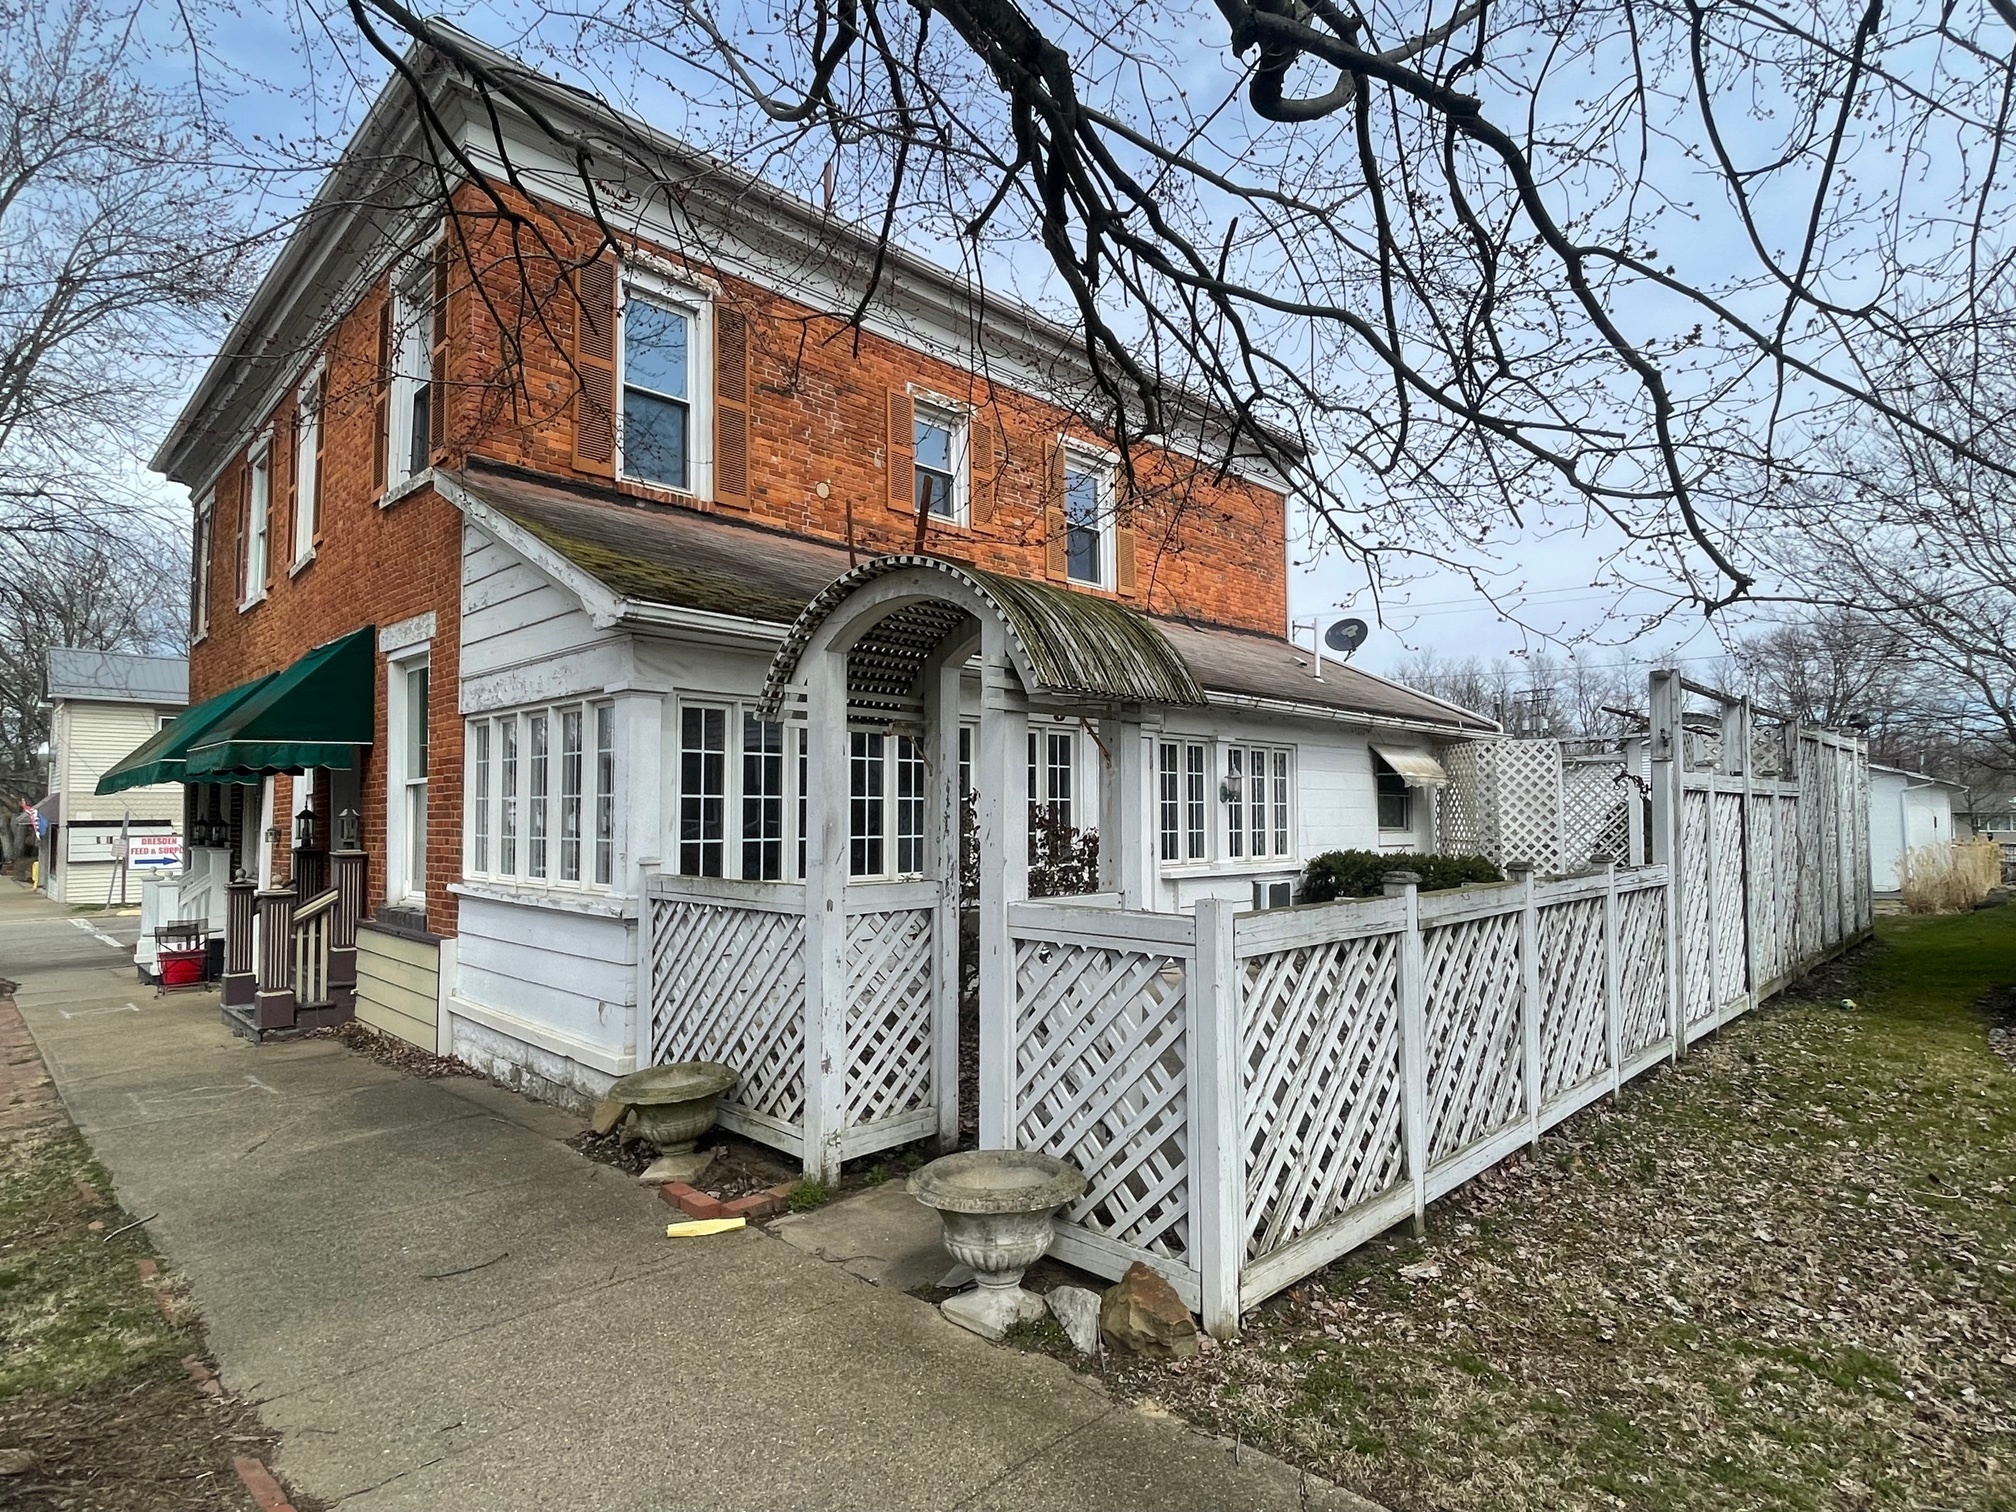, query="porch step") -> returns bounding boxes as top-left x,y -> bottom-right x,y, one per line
220,1000 -> 352,1042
